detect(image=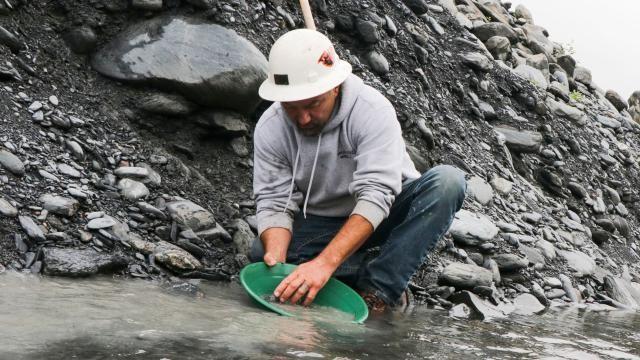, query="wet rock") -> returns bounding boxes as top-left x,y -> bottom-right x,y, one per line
492,254 -> 528,272
472,22 -> 516,43
138,93 -> 197,116
559,274 -> 579,303
439,262 -> 494,289
365,51 -> 390,75
605,90 -> 628,112
0,197 -> 18,217
0,149 -> 25,176
43,248 -> 127,277
546,288 -> 566,299
18,216 -> 45,241
118,179 -> 149,201
63,26 -> 98,54
92,16 -> 267,113
513,293 -> 545,315
494,126 -> 542,153
448,209 -> 498,246
461,52 -> 493,72
466,176 -> 493,206
166,200 -> 216,232
448,291 -> 506,320
154,241 -> 202,272
40,195 -> 80,217
449,303 -> 471,318
558,250 -> 596,276
604,274 -> 640,309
